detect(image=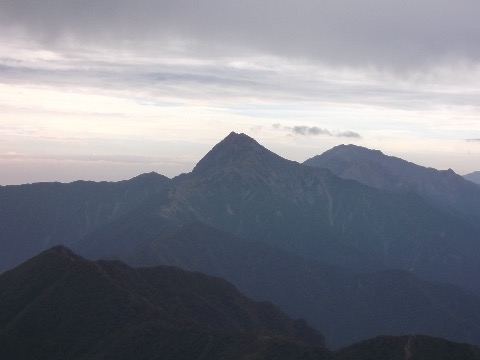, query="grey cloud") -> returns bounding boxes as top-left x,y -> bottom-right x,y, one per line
2,1 -> 480,71
466,139 -> 480,142
337,131 -> 362,139
280,125 -> 361,138
292,126 -> 331,136
2,2 -> 480,117
2,51 -> 477,114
